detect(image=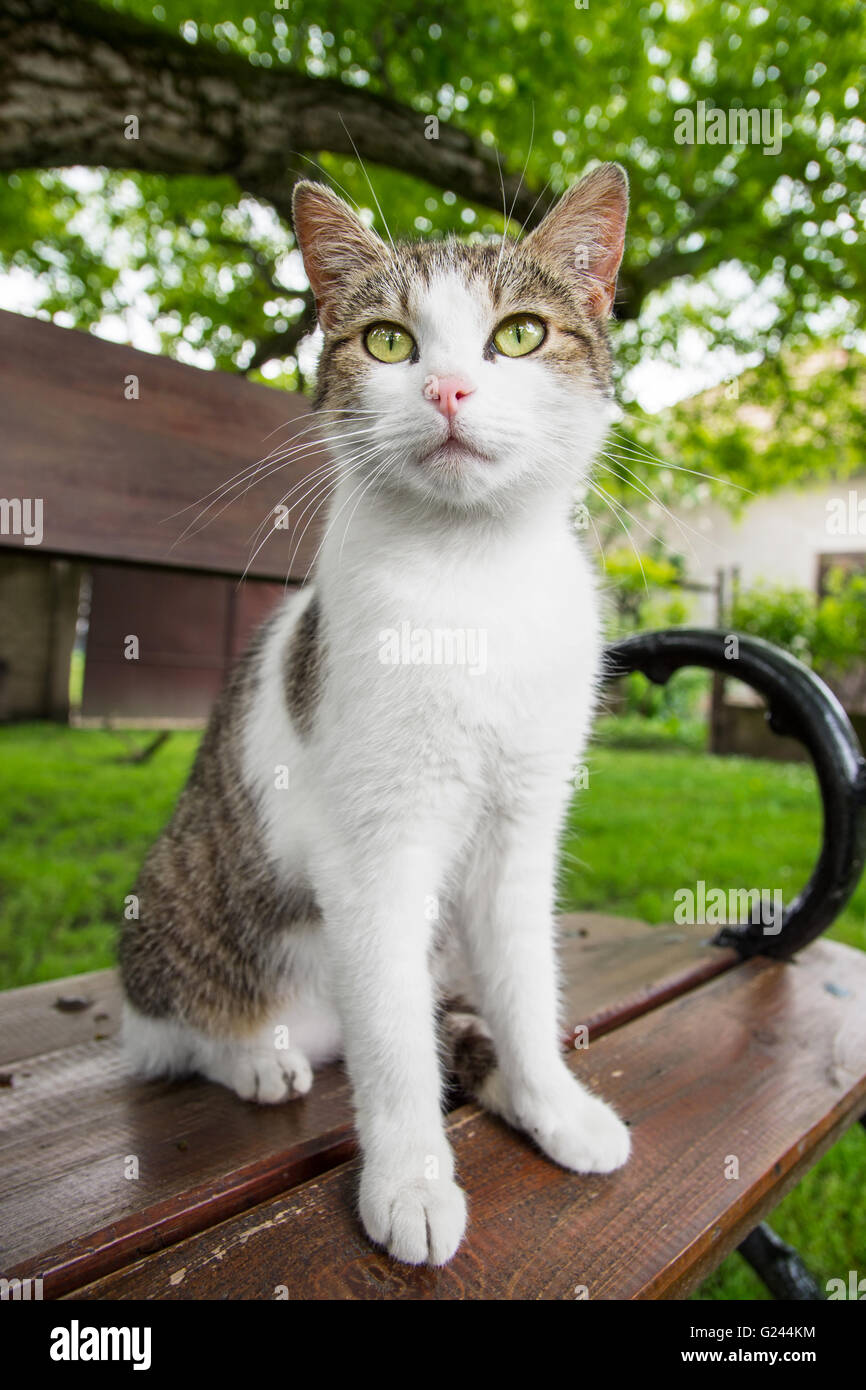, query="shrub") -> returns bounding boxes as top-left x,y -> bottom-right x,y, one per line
731,568 -> 866,675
